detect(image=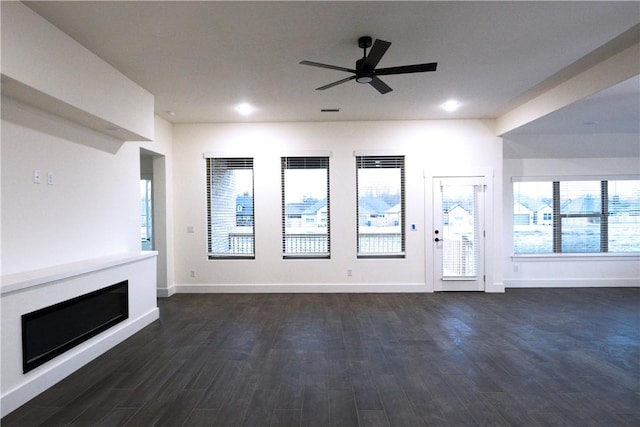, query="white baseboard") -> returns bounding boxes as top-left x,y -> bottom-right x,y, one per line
485,282 -> 505,293
172,282 -> 510,294
505,278 -> 640,288
0,308 -> 159,418
174,283 -> 431,293
157,286 -> 175,298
